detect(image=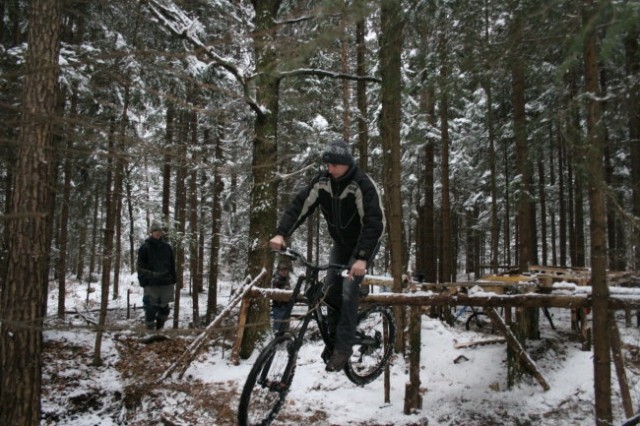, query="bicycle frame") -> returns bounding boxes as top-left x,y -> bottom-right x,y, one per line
273,255 -> 338,349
